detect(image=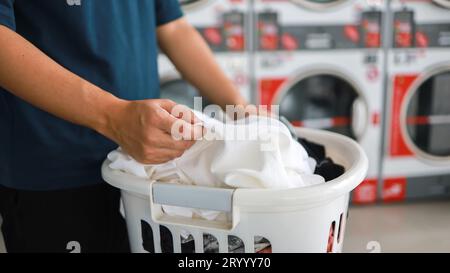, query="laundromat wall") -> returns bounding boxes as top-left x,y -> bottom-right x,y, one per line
158,0 -> 450,204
